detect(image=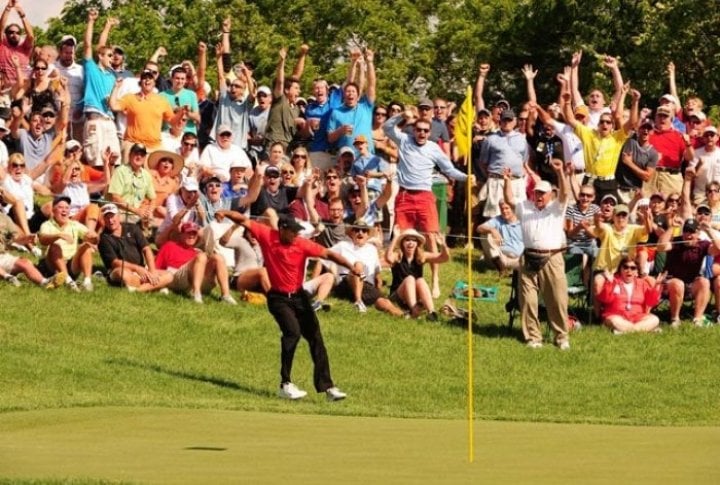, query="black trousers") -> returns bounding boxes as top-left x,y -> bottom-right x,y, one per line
267,290 -> 334,392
